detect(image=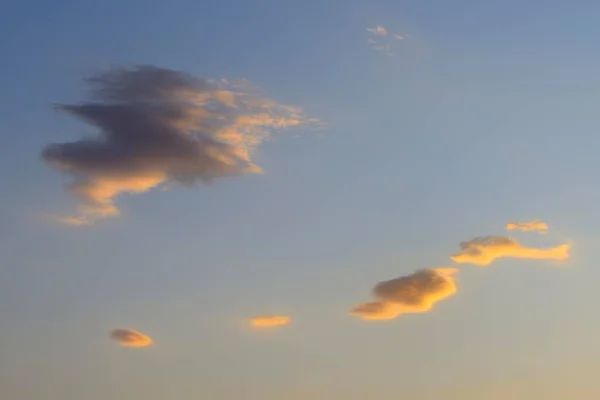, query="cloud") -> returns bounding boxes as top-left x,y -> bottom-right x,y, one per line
351,301 -> 405,321
367,41 -> 395,56
374,44 -> 392,53
367,25 -> 388,37
41,65 -> 317,225
250,315 -> 291,328
366,26 -> 407,56
40,214 -> 92,226
450,236 -> 570,266
110,329 -> 153,347
506,220 -> 549,234
351,268 -> 458,321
